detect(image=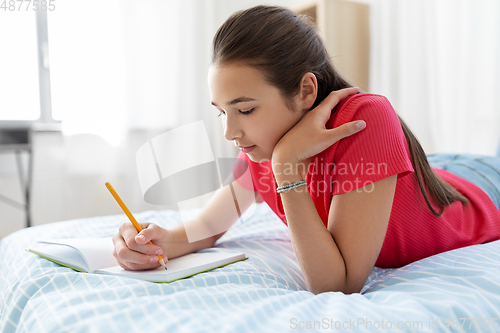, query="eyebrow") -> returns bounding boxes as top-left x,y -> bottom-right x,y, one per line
211,97 -> 256,107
